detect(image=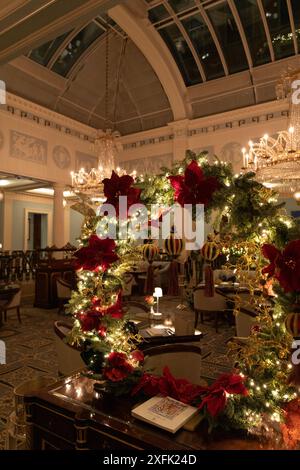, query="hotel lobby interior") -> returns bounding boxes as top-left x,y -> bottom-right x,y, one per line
1,0 -> 300,454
